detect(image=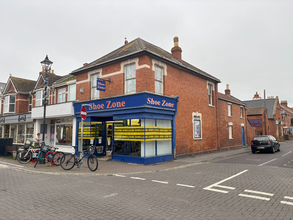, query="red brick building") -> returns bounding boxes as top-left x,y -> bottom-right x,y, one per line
243,92 -> 284,140
218,85 -> 255,150
70,37 -> 250,164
